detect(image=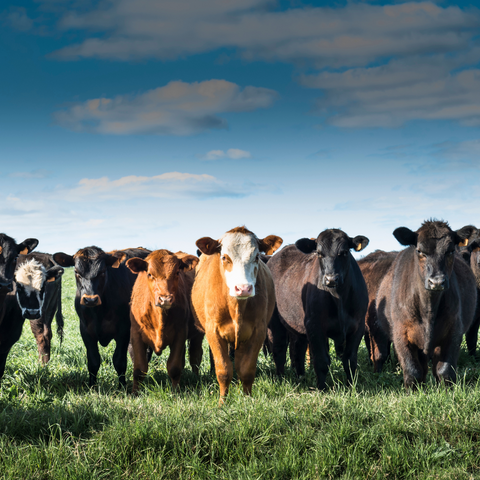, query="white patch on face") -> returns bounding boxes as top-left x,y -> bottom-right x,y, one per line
220,232 -> 259,298
15,259 -> 47,315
